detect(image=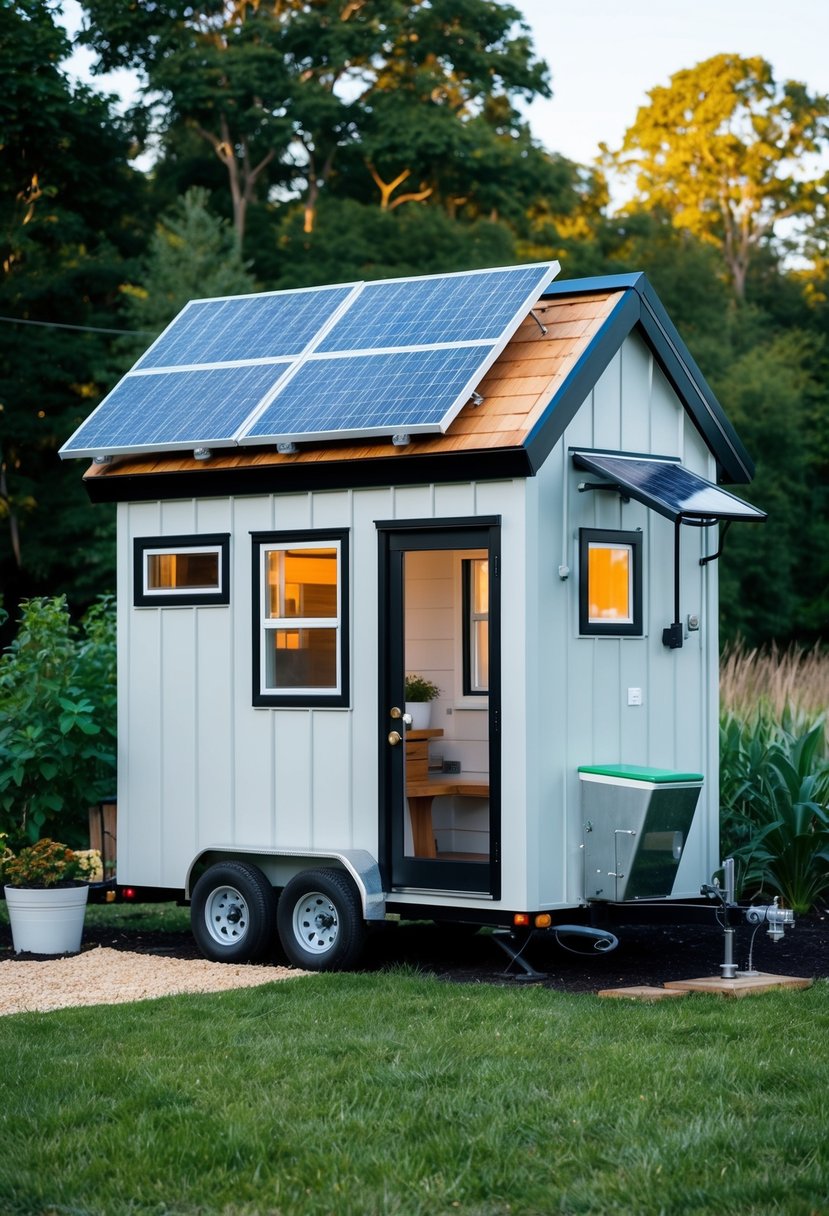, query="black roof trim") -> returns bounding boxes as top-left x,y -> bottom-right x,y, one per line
84,446 -> 535,504
536,273 -> 754,484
